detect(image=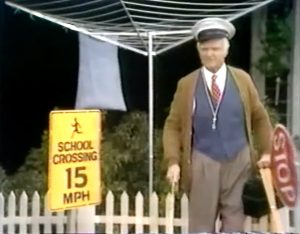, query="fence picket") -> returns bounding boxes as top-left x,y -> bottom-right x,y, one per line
279,207 -> 290,232
165,192 -> 174,234
244,216 -> 252,232
120,191 -> 129,234
31,191 -> 40,234
135,192 -> 144,234
8,191 -> 16,234
149,192 -> 159,233
258,215 -> 269,232
0,193 -> 4,234
43,192 -> 52,233
251,218 -> 259,232
19,191 -> 28,233
66,209 -> 77,233
56,210 -> 65,233
180,194 -> 189,234
105,191 -> 114,234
